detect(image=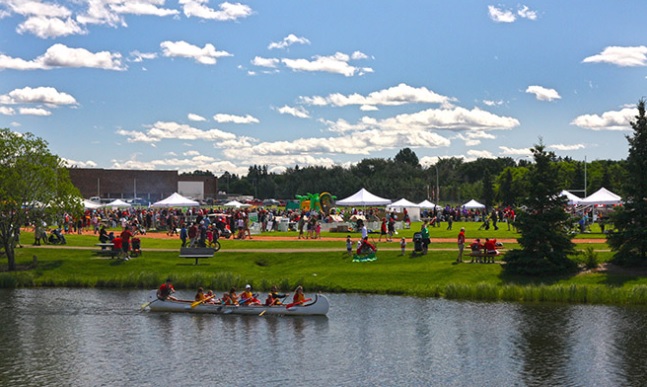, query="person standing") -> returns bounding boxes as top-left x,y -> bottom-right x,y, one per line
456,227 -> 466,263
120,226 -> 133,260
420,222 -> 430,255
346,235 -> 353,257
179,223 -> 188,247
400,237 -> 407,256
